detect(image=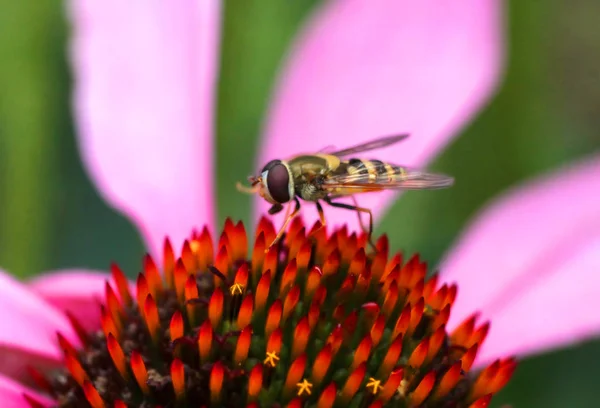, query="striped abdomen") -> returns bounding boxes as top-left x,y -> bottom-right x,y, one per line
343,158 -> 405,182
